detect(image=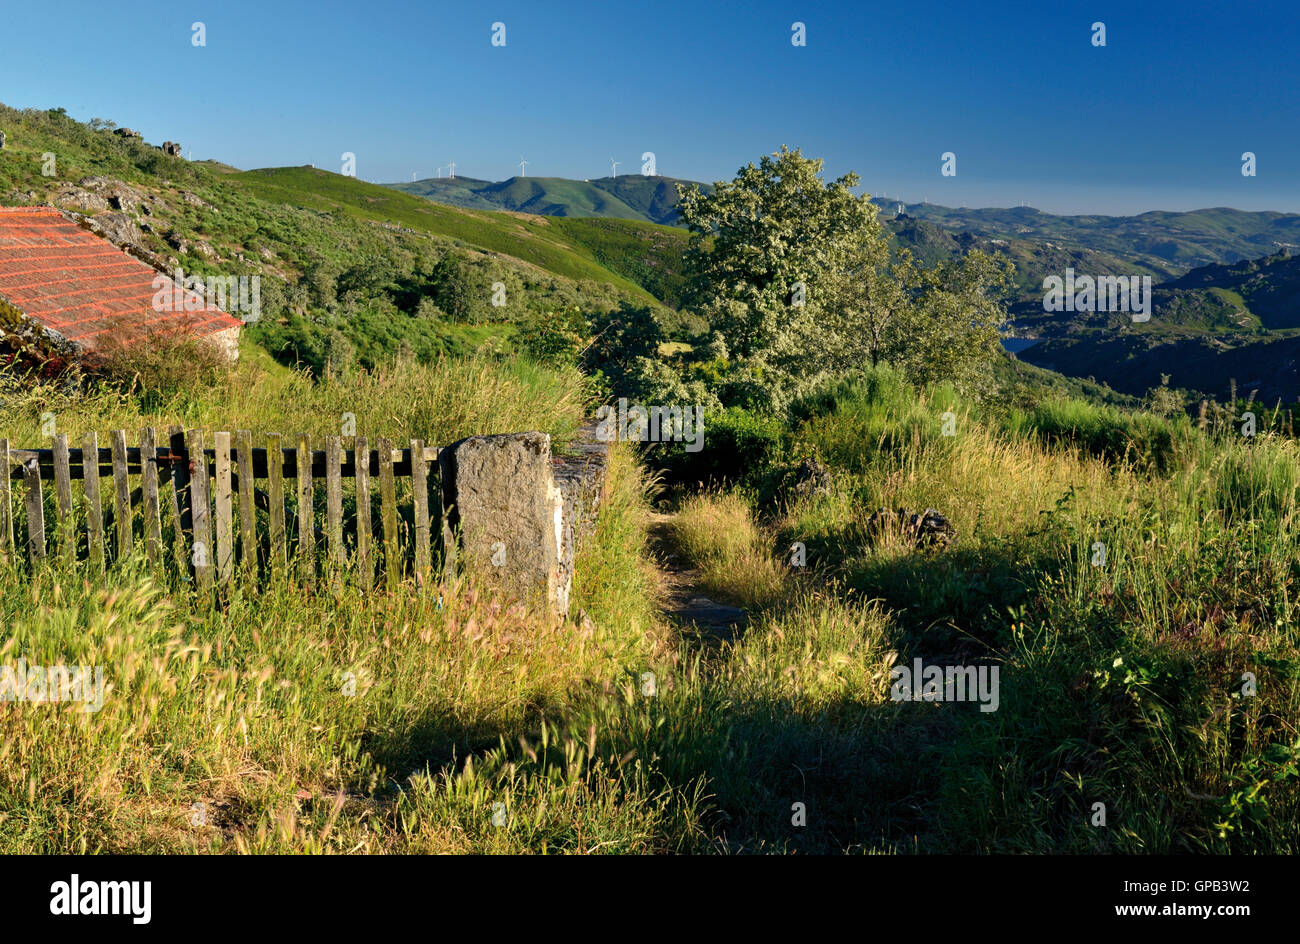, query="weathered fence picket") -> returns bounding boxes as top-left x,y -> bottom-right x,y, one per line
354,434 -> 372,586
22,457 -> 43,562
377,437 -> 398,590
214,431 -> 234,587
141,427 -> 162,564
266,432 -> 287,572
0,440 -> 12,562
296,432 -> 314,583
53,434 -> 73,562
1,427 -> 449,594
235,429 -> 255,574
84,431 -> 105,572
187,428 -> 214,595
111,430 -> 131,561
411,438 -> 430,580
